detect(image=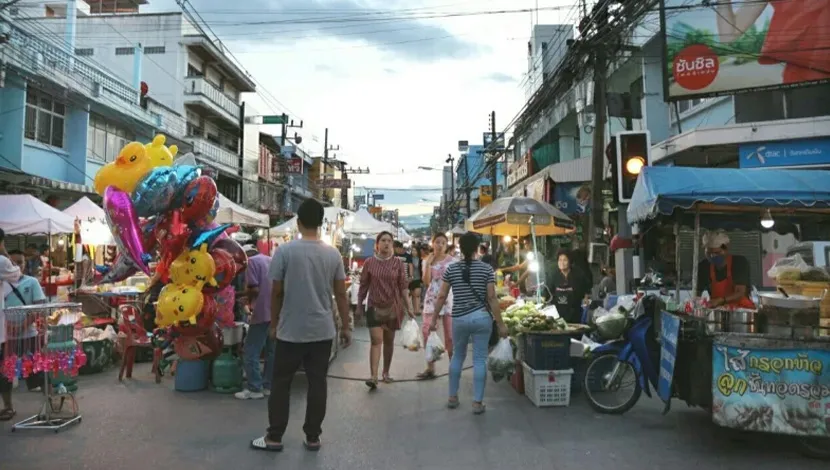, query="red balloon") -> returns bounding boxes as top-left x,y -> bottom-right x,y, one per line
139,217 -> 159,253
203,248 -> 236,293
198,295 -> 218,329
181,176 -> 218,225
155,210 -> 191,282
212,238 -> 248,274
